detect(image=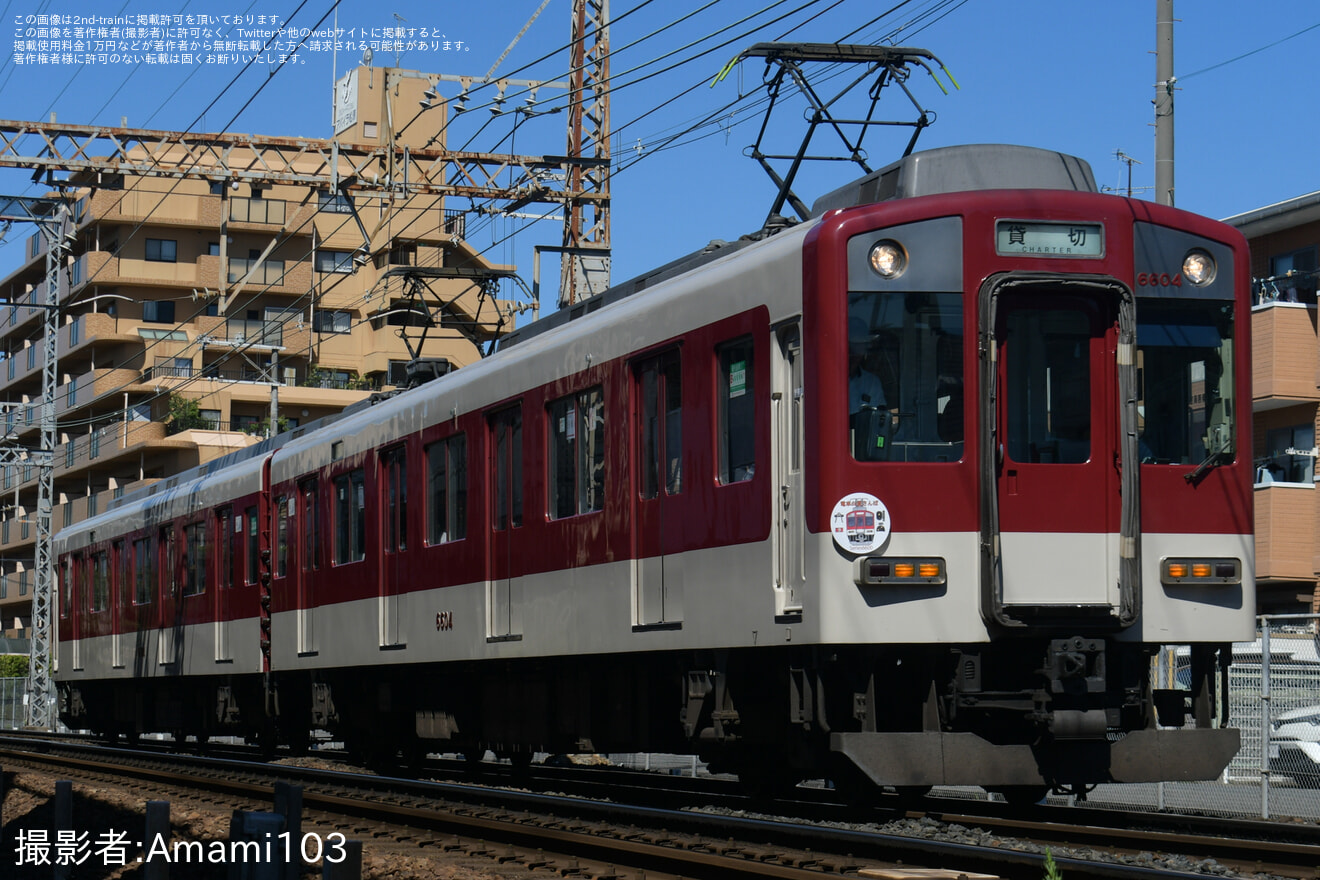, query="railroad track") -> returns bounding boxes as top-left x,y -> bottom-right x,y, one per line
0,736 -> 1312,880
